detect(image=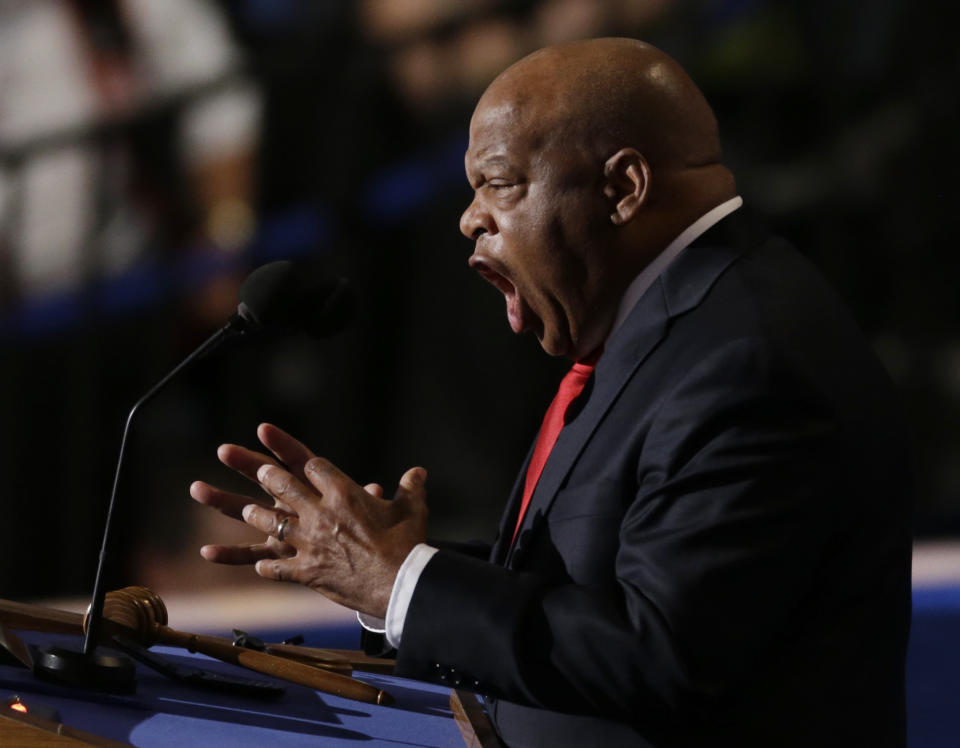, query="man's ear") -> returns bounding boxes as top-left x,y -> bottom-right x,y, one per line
602,148 -> 651,226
